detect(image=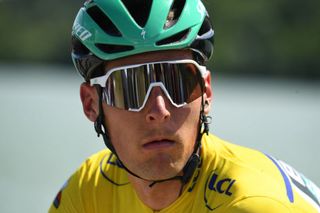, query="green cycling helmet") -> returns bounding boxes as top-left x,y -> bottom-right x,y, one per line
71,0 -> 214,81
